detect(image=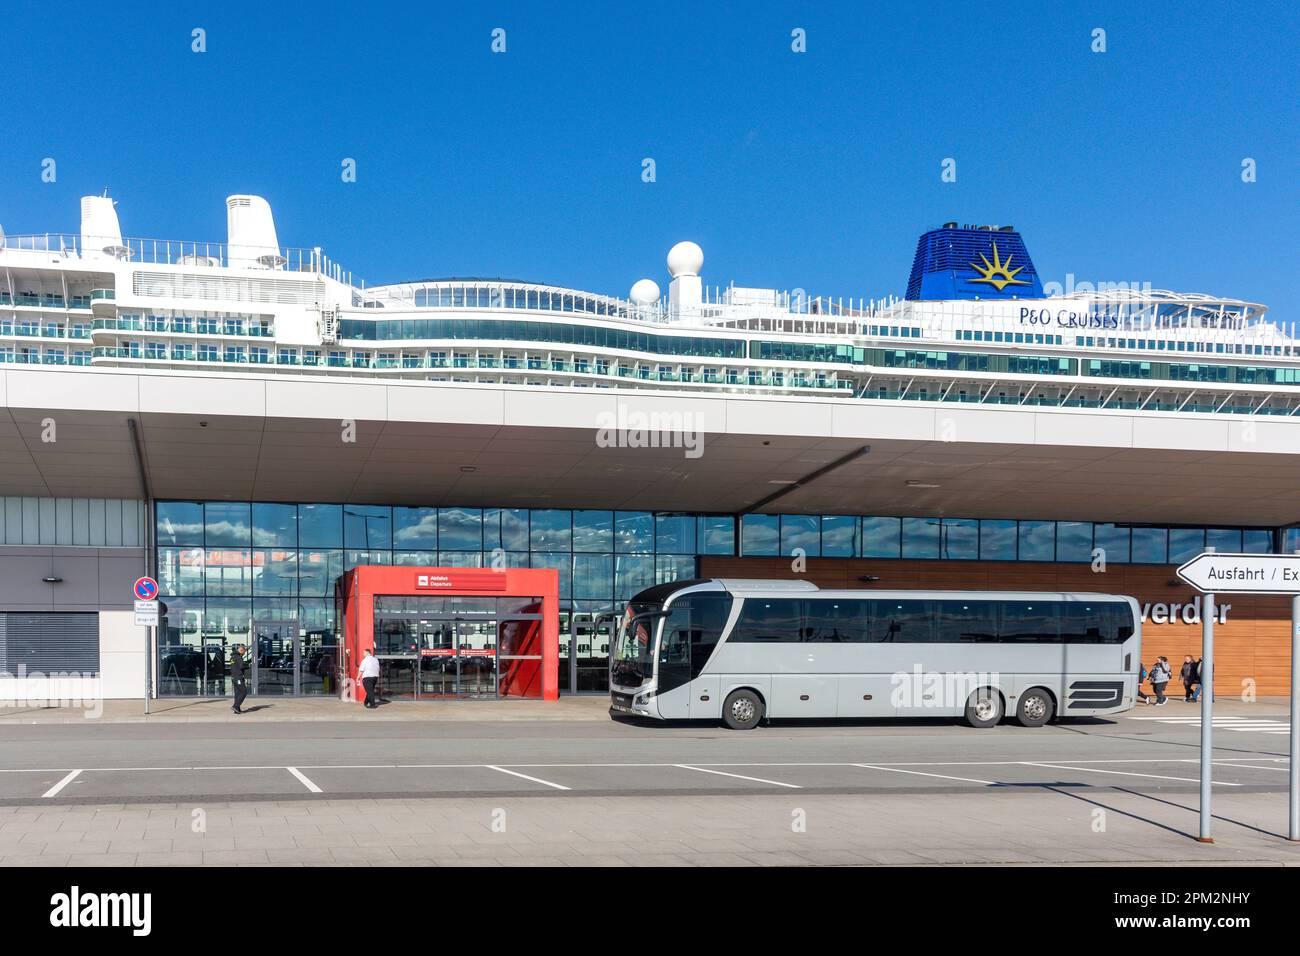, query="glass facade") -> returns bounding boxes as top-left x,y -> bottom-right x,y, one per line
155,500 -> 1279,698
